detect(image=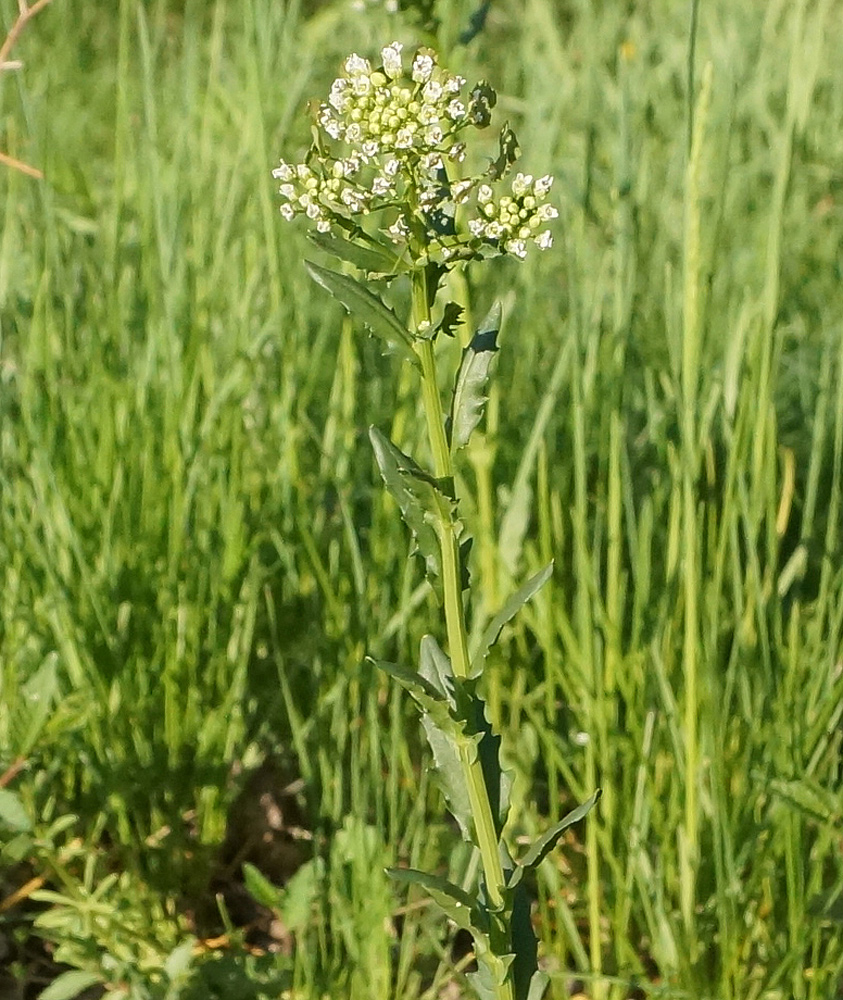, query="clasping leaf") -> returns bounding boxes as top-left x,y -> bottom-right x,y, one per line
449,302 -> 501,453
